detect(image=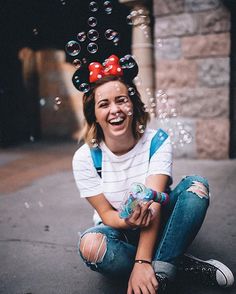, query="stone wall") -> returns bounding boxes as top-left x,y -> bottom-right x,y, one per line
153,0 -> 231,159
